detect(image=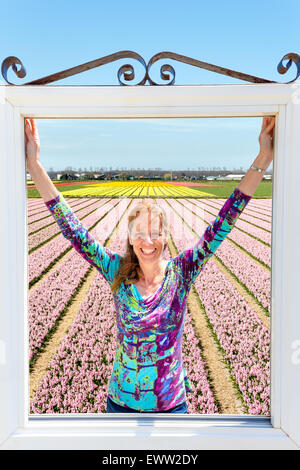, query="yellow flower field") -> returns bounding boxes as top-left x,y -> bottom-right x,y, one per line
61,181 -> 212,198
